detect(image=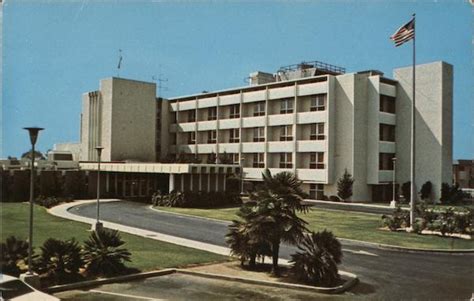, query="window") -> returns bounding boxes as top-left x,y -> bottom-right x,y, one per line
229,104 -> 240,119
379,153 -> 395,170
279,153 -> 293,168
207,130 -> 217,143
188,110 -> 196,122
253,127 -> 265,142
310,94 -> 326,111
310,123 -> 325,140
280,125 -> 293,141
309,184 -> 324,200
380,95 -> 396,113
310,152 -> 325,169
379,124 -> 396,142
188,132 -> 196,144
208,107 -> 217,120
280,98 -> 294,114
253,153 -> 265,168
229,129 -> 240,143
232,153 -> 240,165
254,101 -> 266,116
